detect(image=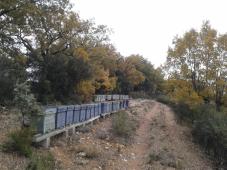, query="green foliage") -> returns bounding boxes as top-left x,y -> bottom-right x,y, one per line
0,55 -> 27,105
171,102 -> 227,168
112,111 -> 136,138
26,152 -> 55,170
156,95 -> 173,105
2,128 -> 34,157
192,109 -> 227,167
14,82 -> 42,127
129,91 -> 151,99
